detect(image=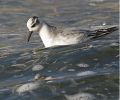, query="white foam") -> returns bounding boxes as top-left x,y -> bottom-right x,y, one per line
16,82 -> 40,94
77,63 -> 89,68
34,74 -> 41,80
76,71 -> 96,77
32,65 -> 44,71
65,92 -> 96,100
